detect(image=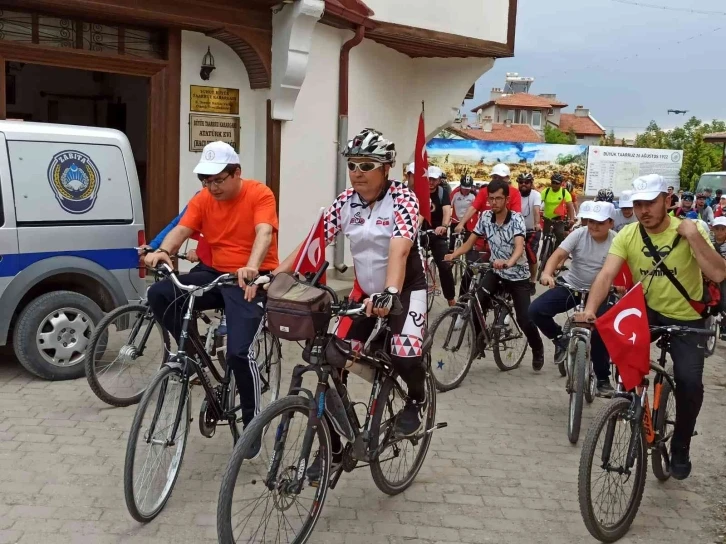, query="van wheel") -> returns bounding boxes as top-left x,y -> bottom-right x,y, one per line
13,291 -> 104,380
